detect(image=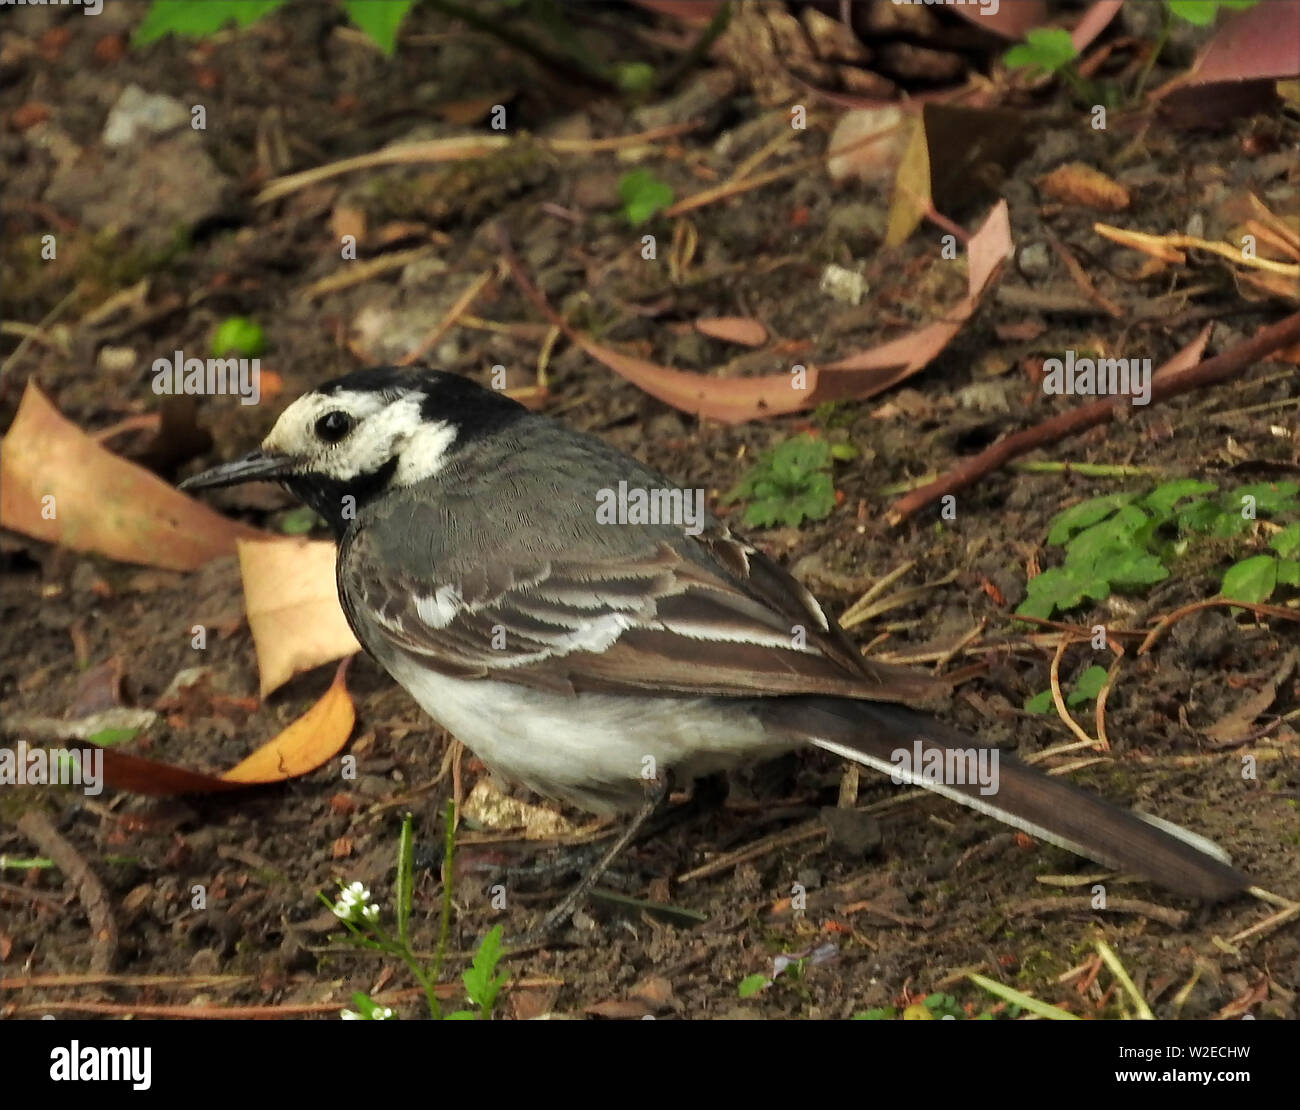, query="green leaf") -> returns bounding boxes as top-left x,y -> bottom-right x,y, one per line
86,727 -> 140,746
617,169 -> 674,226
738,973 -> 769,998
462,925 -> 508,1016
1046,493 -> 1136,546
1003,28 -> 1078,74
1016,565 -> 1110,621
279,506 -> 322,535
1063,506 -> 1151,573
445,1010 -> 476,1020
1143,479 -> 1217,518
133,1 -> 286,46
395,812 -> 414,946
1023,689 -> 1054,714
1225,481 -> 1300,518
611,61 -> 656,93
1269,523 -> 1299,558
345,990 -> 393,1020
211,316 -> 265,358
1176,498 -> 1222,533
1168,0 -> 1219,23
1207,509 -> 1251,538
1102,549 -> 1169,589
1168,0 -> 1256,25
341,0 -> 412,56
1221,555 -> 1278,604
1277,558 -> 1299,587
1066,664 -> 1109,707
852,1006 -> 897,1020
725,435 -> 840,529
